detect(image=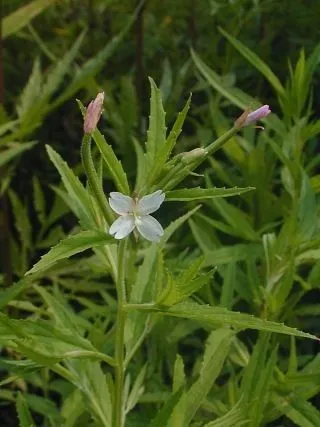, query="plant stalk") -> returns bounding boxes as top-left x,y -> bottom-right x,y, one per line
81,134 -> 114,224
114,238 -> 127,427
161,126 -> 238,191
